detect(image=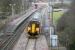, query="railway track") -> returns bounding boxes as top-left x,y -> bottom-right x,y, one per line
0,16 -> 31,50
0,7 -> 45,50
0,10 -> 35,50
0,28 -> 23,50
0,10 -> 34,50
0,24 -> 28,50
24,35 -> 49,50
0,36 -> 11,48
25,38 -> 37,50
